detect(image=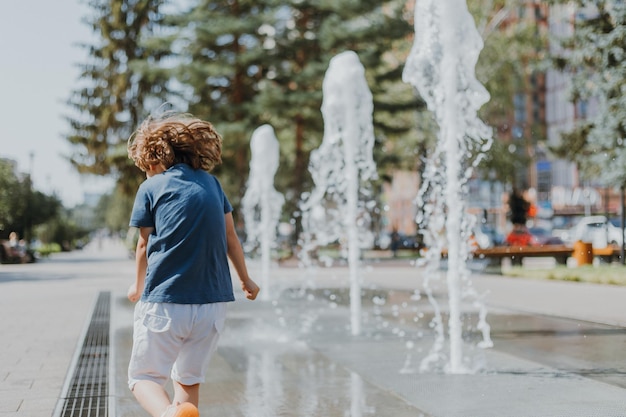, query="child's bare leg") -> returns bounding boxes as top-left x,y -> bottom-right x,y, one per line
173,381 -> 200,406
132,380 -> 172,417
